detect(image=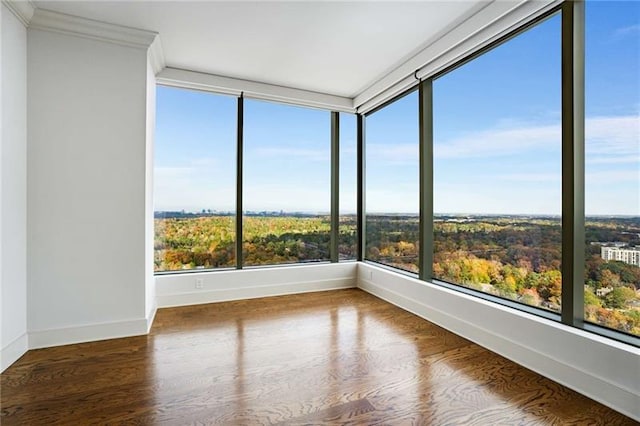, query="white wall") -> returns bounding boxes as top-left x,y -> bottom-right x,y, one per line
1,3 -> 29,372
357,262 -> 640,421
156,263 -> 357,308
27,28 -> 151,349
